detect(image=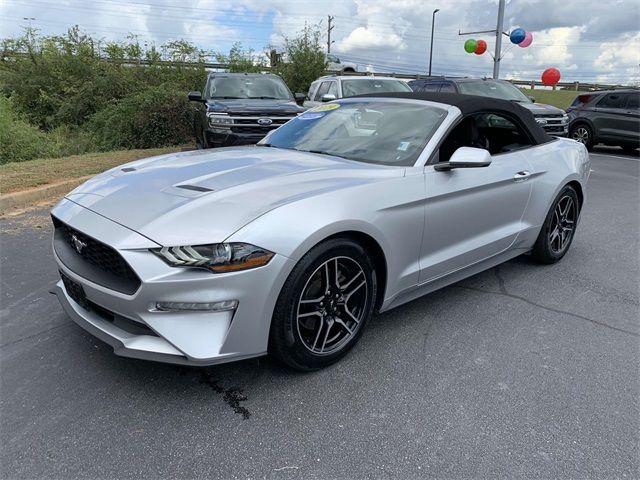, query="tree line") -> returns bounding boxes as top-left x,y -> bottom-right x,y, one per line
0,25 -> 326,164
